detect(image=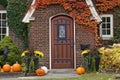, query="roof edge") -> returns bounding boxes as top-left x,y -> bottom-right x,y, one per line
22,0 -> 36,23
85,0 -> 102,22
